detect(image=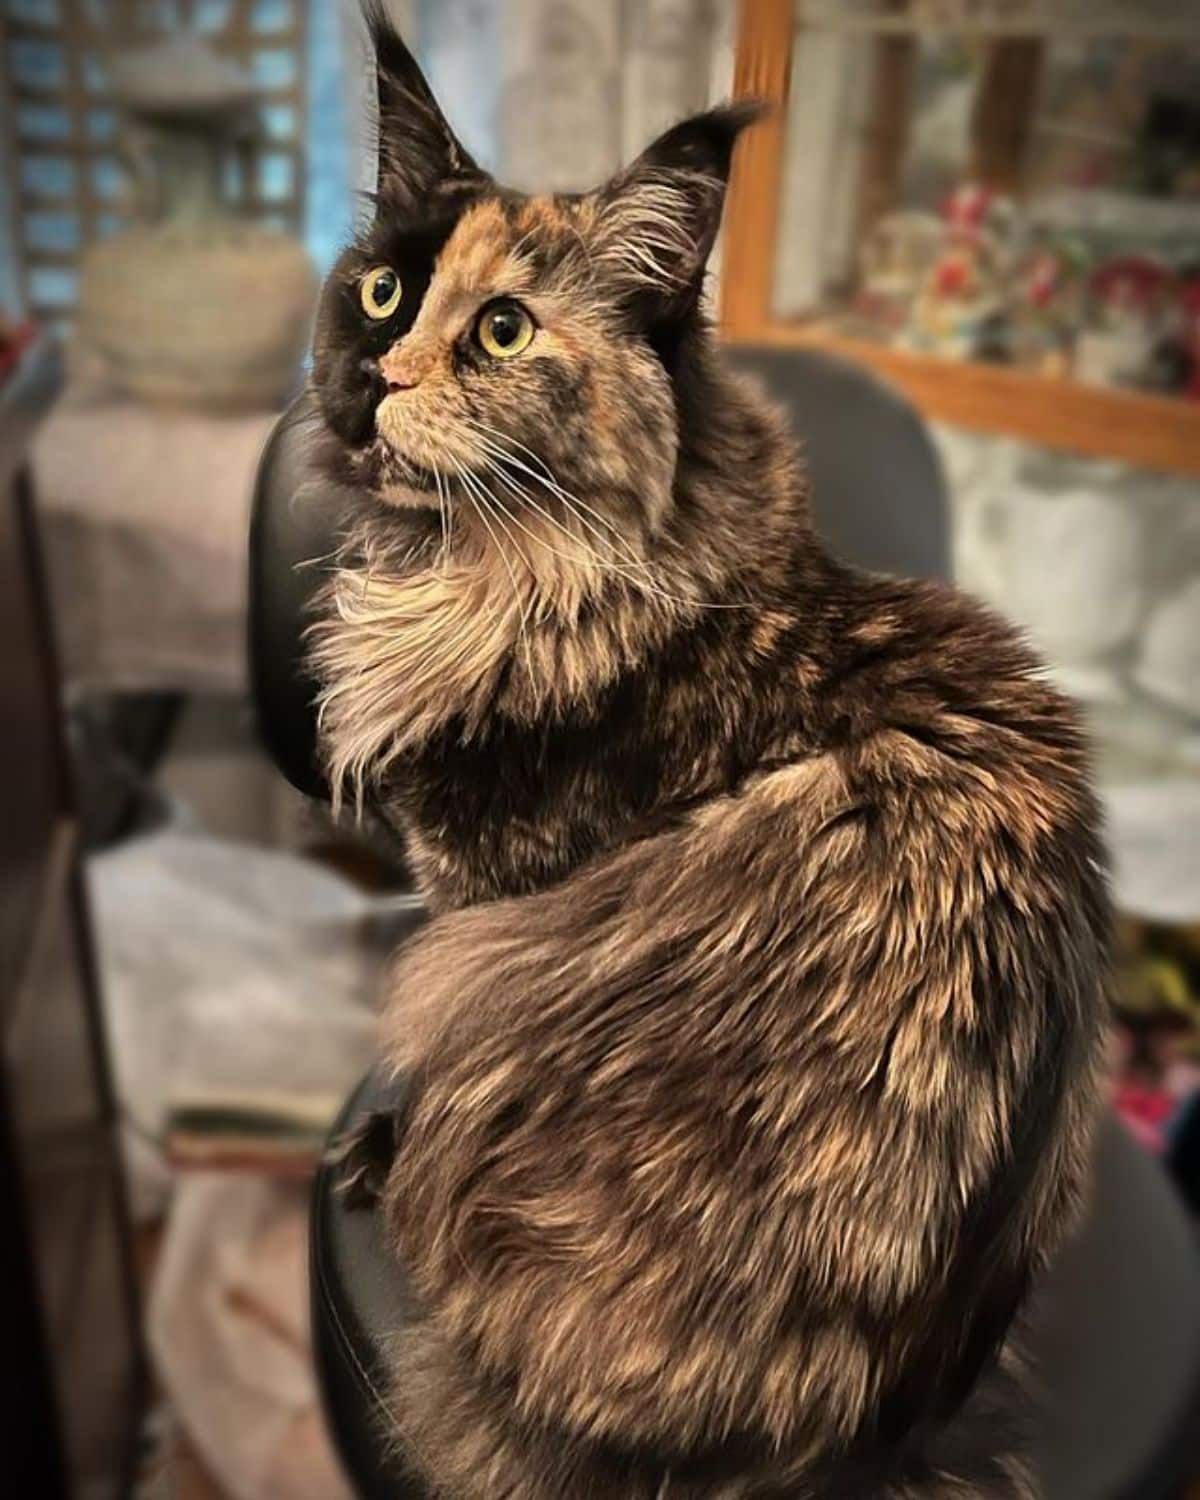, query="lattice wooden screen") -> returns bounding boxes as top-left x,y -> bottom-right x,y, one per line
1,0 -> 309,325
